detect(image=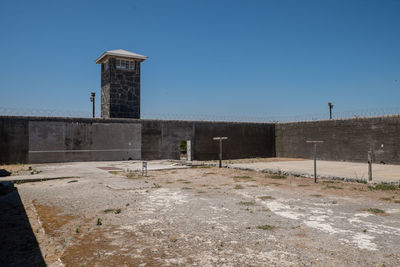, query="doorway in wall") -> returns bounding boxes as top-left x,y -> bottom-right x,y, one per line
180,140 -> 192,160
